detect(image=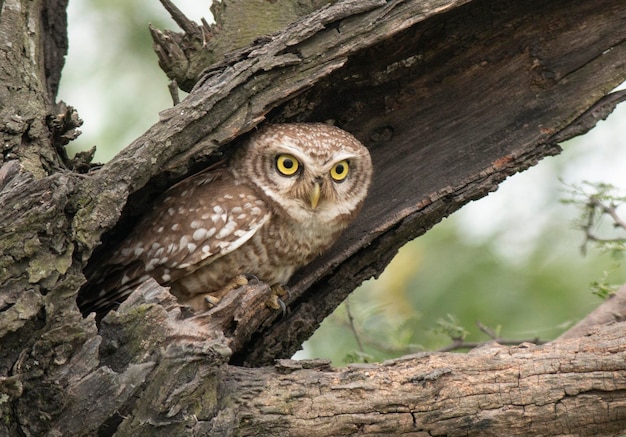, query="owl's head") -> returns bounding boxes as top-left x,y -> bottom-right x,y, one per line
232,123 -> 372,225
